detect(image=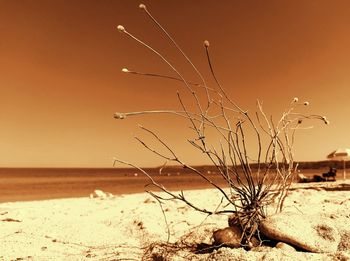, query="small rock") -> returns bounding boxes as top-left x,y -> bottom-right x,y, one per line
260,212 -> 340,253
275,242 -> 296,251
89,189 -> 113,199
228,215 -> 259,248
213,225 -> 242,248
